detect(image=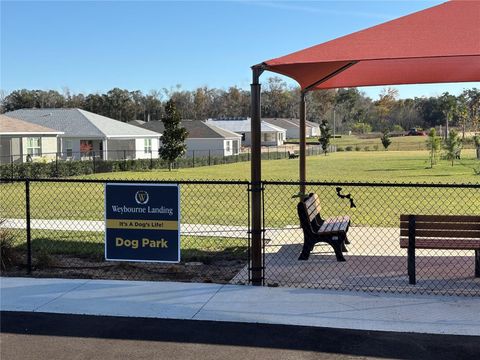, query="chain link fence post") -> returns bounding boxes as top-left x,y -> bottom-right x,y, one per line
25,179 -> 32,274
